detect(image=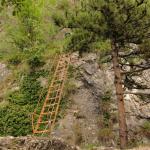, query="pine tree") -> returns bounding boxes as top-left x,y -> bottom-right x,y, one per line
67,0 -> 150,148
